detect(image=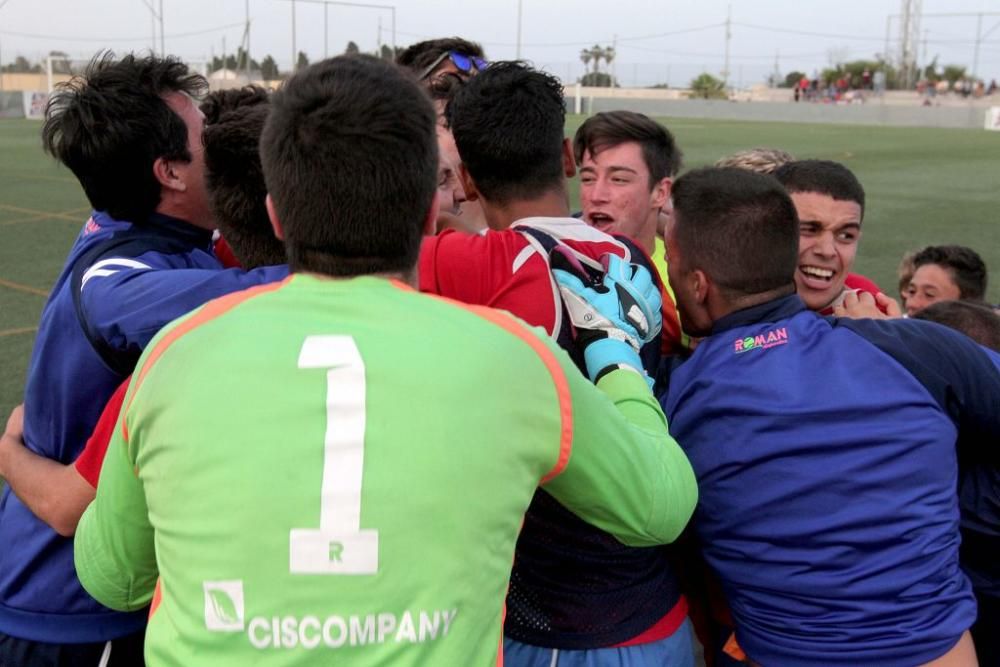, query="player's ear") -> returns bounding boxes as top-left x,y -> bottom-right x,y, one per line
265,194 -> 285,241
458,163 -> 479,202
651,177 -> 671,210
153,156 -> 185,193
423,190 -> 441,236
561,138 -> 576,178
